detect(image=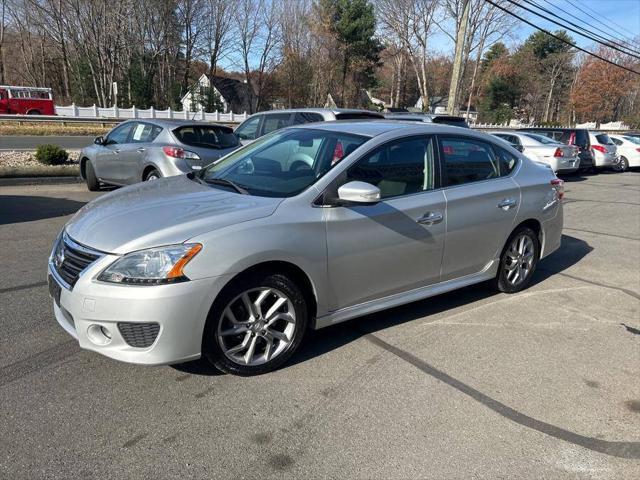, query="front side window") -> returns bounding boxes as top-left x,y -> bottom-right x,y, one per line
347,136 -> 435,199
235,116 -> 261,141
261,113 -> 292,136
440,137 -> 501,186
200,129 -> 366,197
106,123 -> 134,145
174,125 -> 239,148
